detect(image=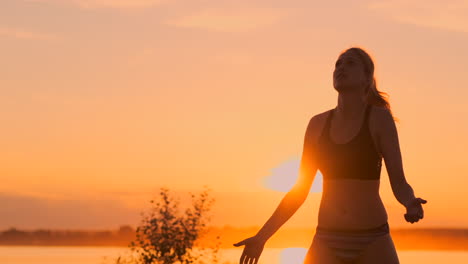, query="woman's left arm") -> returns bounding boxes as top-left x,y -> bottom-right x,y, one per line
375,108 -> 427,223
375,108 -> 418,208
